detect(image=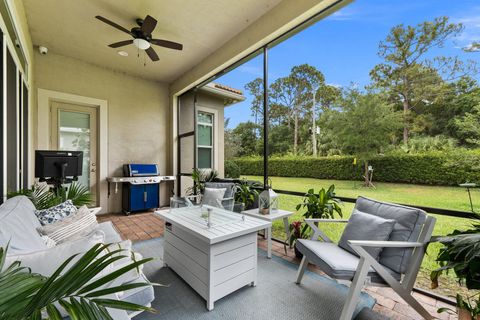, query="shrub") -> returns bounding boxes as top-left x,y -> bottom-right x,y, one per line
231,150 -> 480,186
225,160 -> 241,178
